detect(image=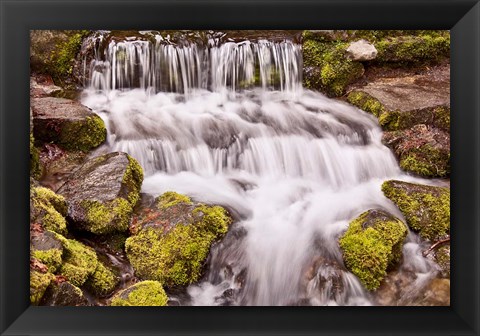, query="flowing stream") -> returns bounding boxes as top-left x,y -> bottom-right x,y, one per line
80,32 -> 440,306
